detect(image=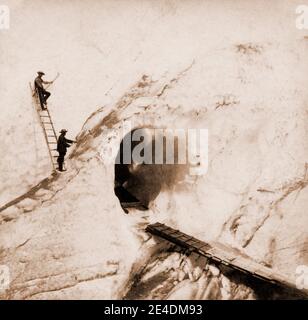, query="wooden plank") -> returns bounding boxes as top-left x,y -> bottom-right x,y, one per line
145,222 -> 308,298
177,235 -> 193,241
